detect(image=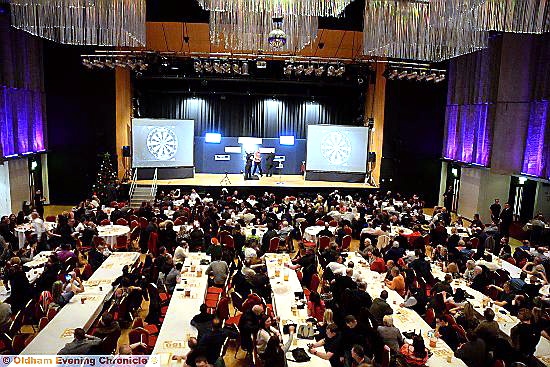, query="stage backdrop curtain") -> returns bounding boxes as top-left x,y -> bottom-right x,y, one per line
0,13 -> 46,157
139,93 -> 360,139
